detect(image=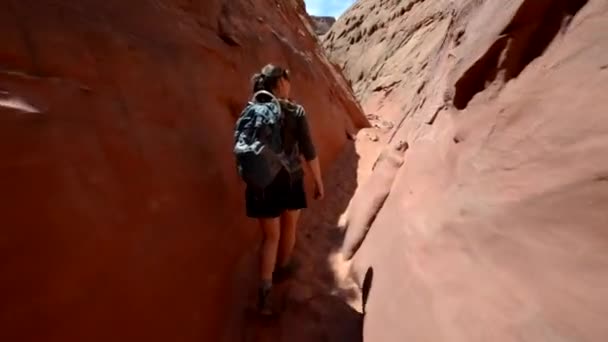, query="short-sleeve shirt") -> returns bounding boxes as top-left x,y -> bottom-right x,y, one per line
280,99 -> 317,179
